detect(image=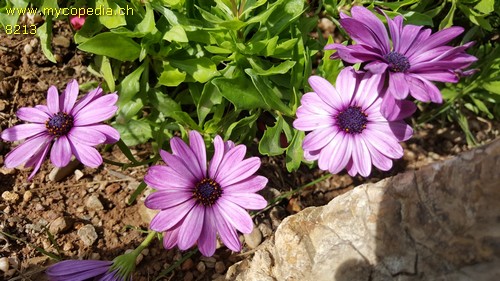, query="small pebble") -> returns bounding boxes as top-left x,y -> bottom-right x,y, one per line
243,226 -> 262,249
53,36 -> 70,48
63,241 -> 73,251
181,258 -> 193,271
105,183 -> 120,195
2,191 -> 19,202
23,191 -> 33,202
0,257 -> 9,273
183,271 -> 194,281
77,224 -> 98,246
49,217 -> 72,234
23,44 -> 33,55
0,100 -> 6,111
214,261 -> 226,274
85,195 -> 104,210
196,261 -> 206,273
74,169 -> 84,181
